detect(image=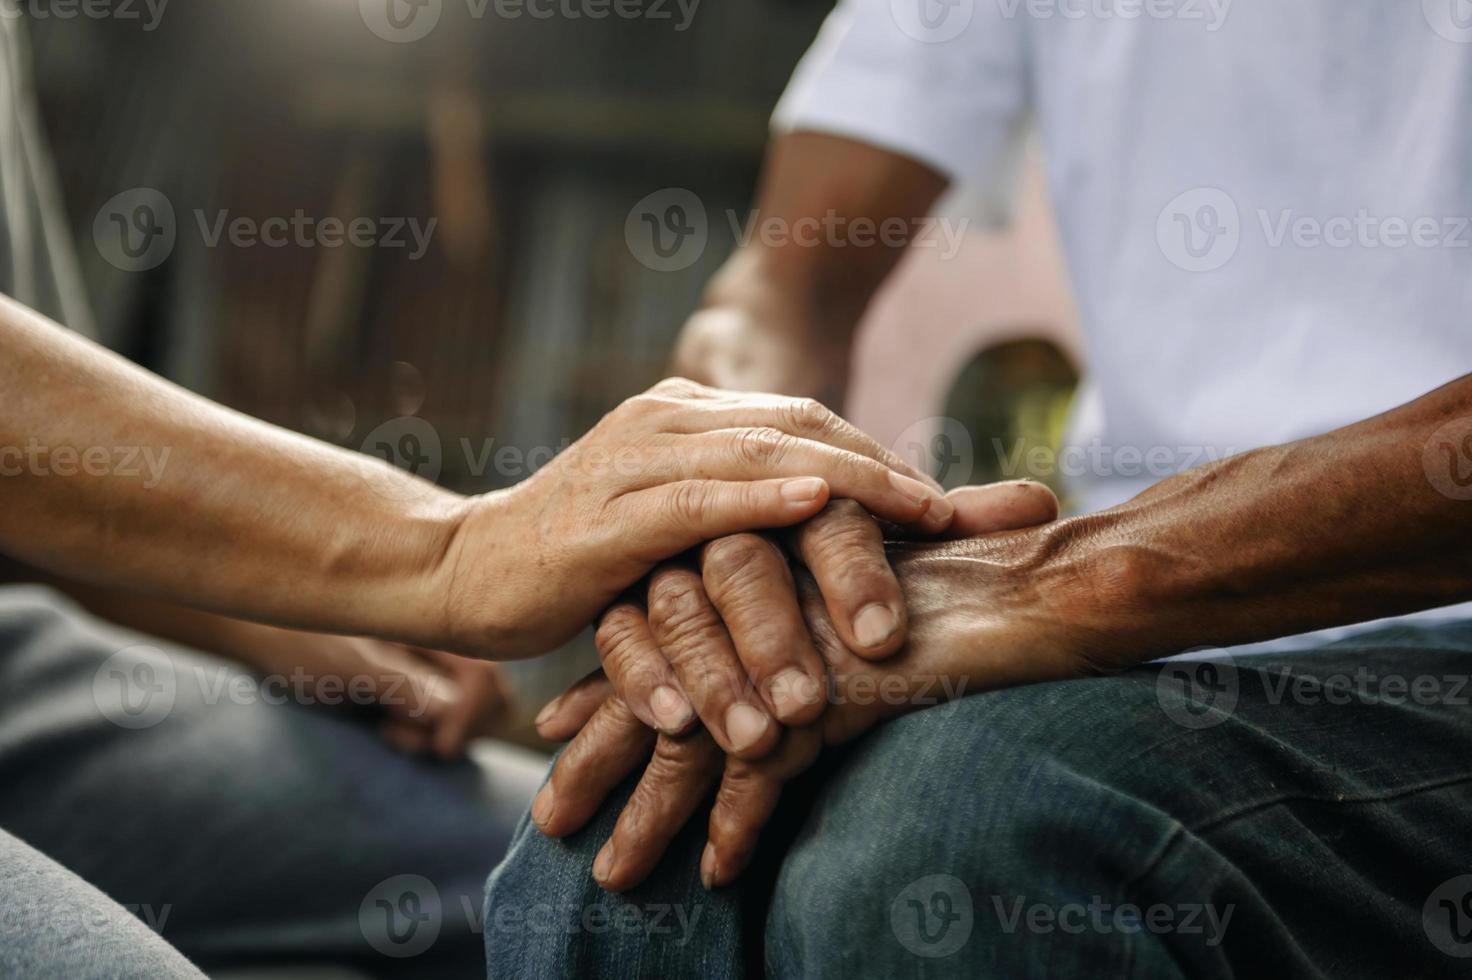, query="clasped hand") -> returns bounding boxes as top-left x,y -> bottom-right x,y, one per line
529,479 -> 1065,892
